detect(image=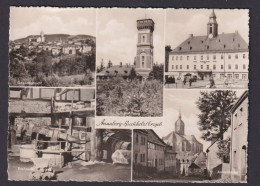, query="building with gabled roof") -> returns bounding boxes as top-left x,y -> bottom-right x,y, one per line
168,10 -> 249,81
